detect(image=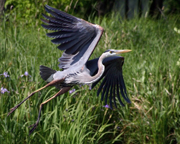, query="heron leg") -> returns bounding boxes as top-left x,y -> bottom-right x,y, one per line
7,79 -> 65,116
29,87 -> 71,135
